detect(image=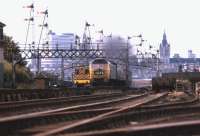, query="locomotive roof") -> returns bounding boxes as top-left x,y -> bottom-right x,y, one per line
92,59 -> 108,64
